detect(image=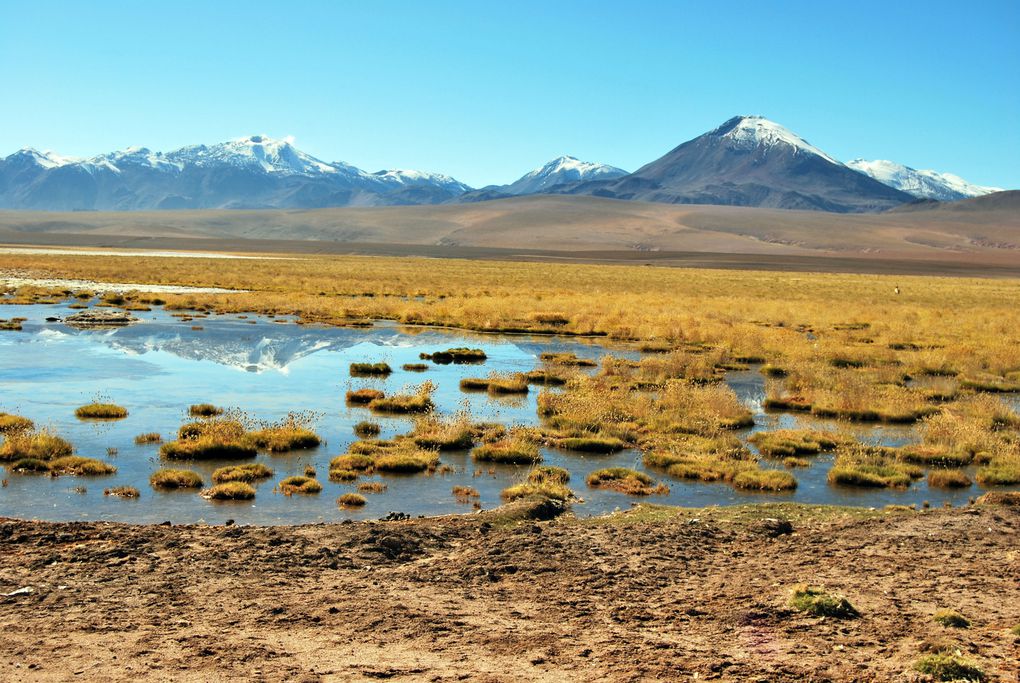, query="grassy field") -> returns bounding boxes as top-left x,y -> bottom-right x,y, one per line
3,249 -> 1019,498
